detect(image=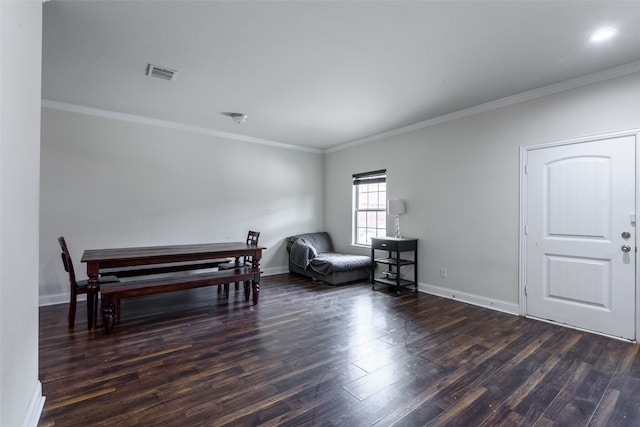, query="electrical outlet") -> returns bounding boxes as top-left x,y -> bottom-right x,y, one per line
440,268 -> 447,278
